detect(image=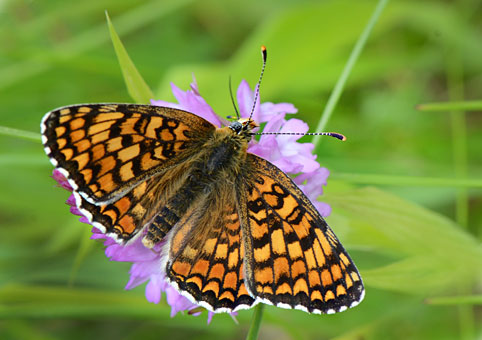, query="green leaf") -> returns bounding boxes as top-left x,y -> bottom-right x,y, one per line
416,100 -> 482,112
326,187 -> 482,294
106,11 -> 154,104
